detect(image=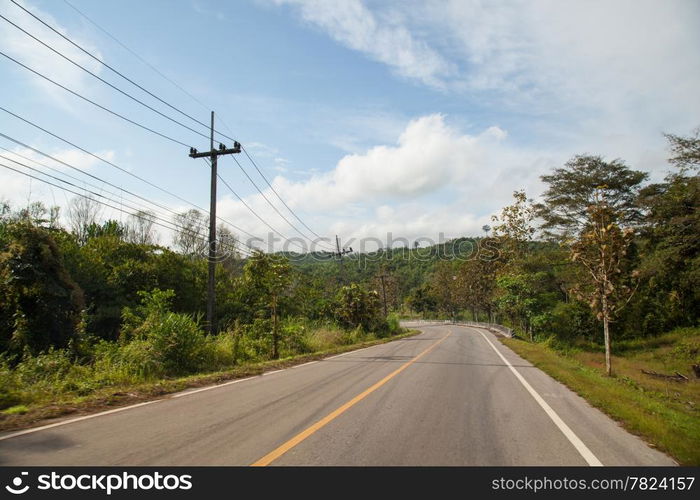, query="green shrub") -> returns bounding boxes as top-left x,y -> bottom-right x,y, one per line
549,301 -> 598,341
142,312 -> 207,374
279,318 -> 312,357
386,313 -> 402,335
0,358 -> 21,409
15,348 -> 74,385
118,288 -> 208,375
333,283 -> 384,332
